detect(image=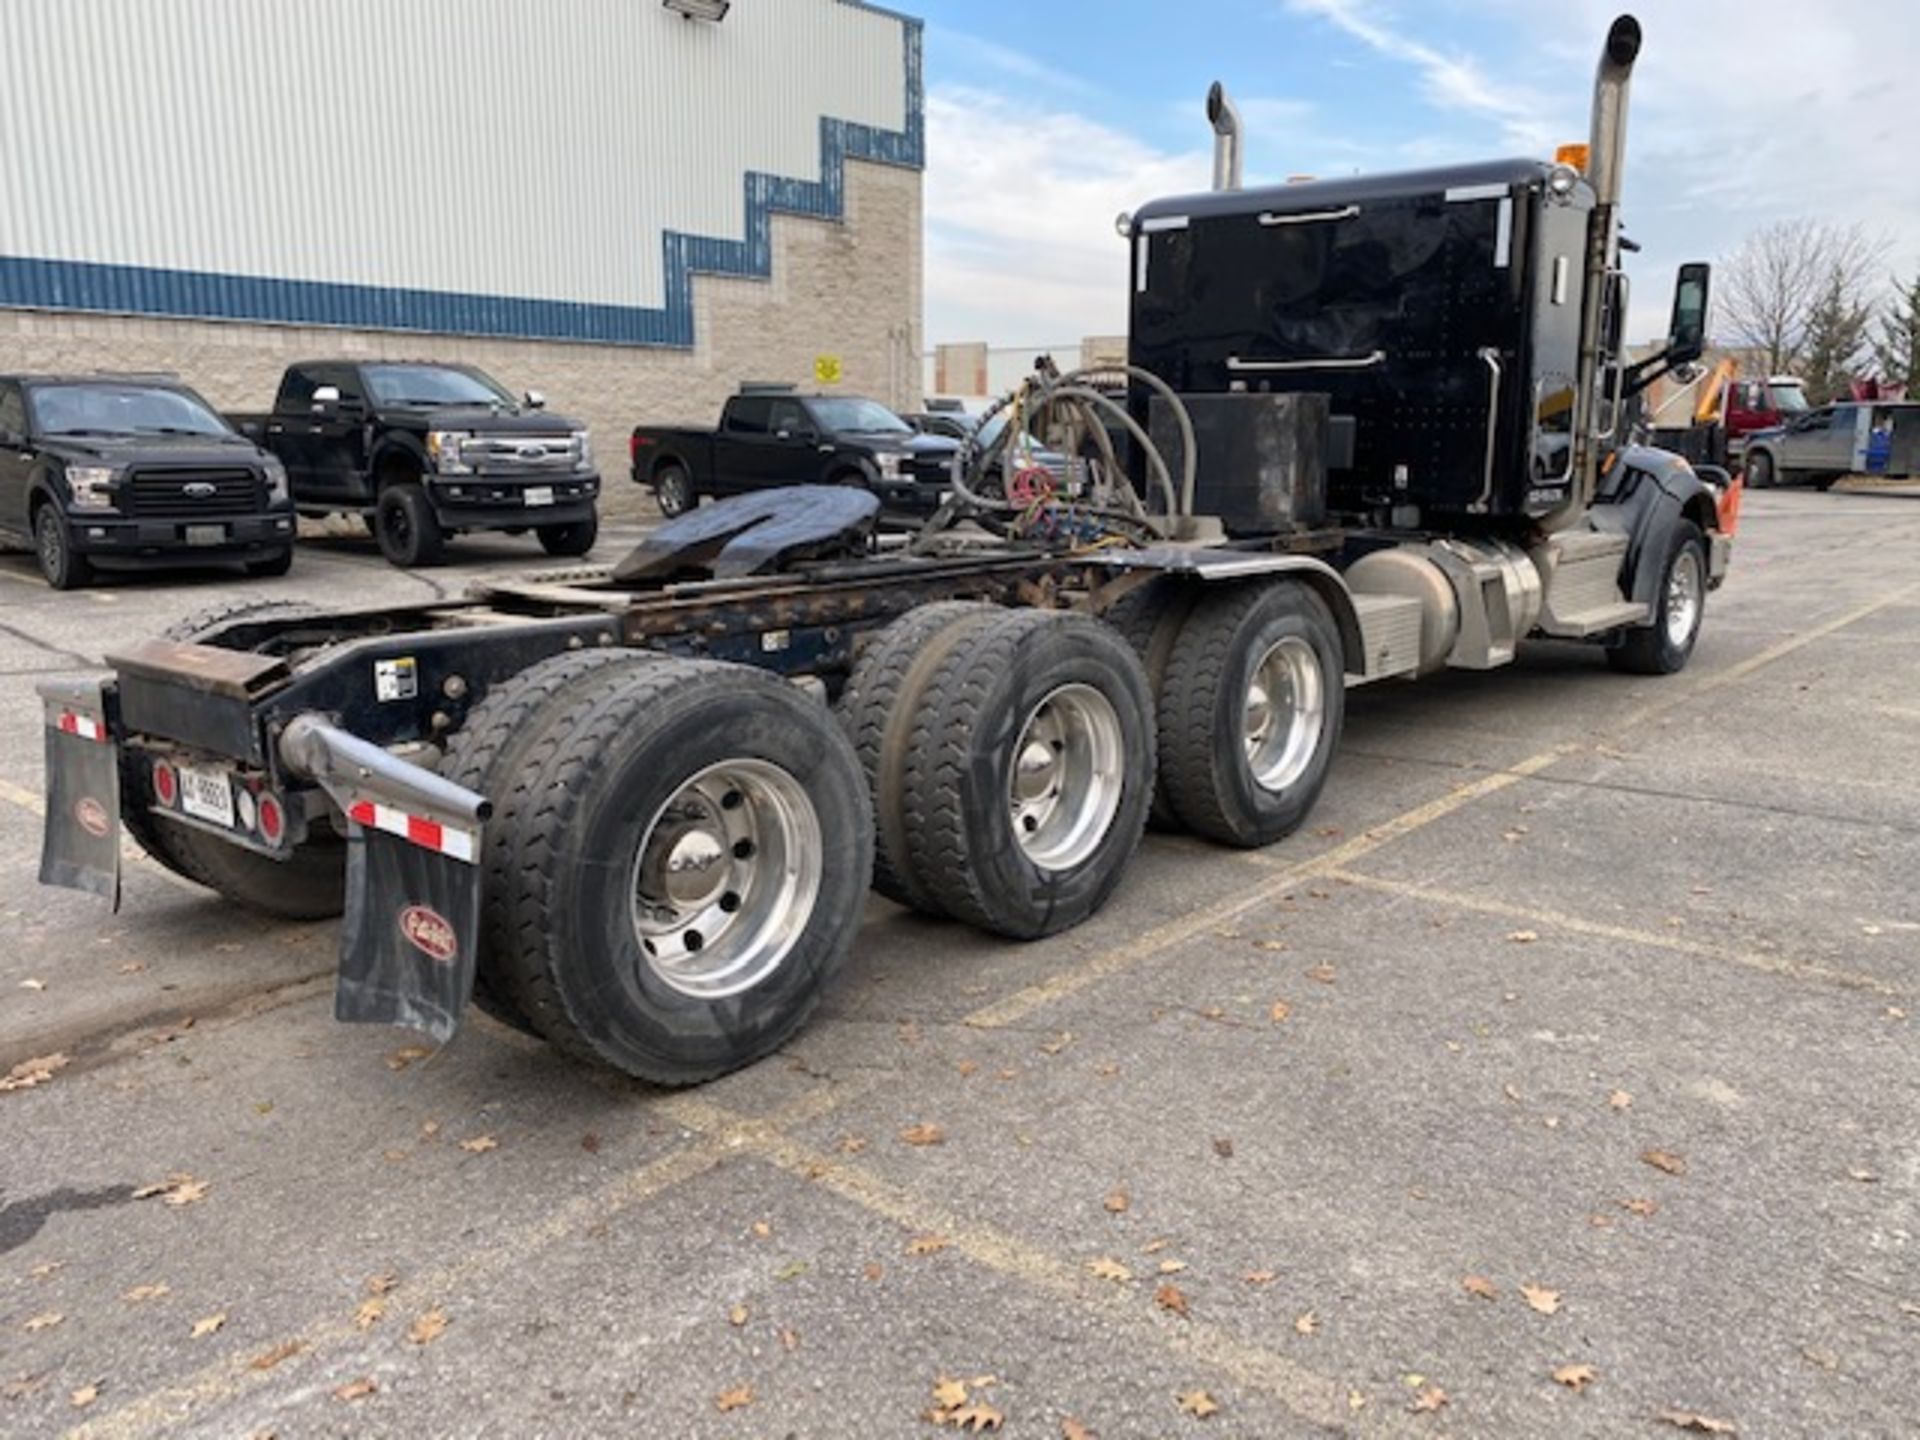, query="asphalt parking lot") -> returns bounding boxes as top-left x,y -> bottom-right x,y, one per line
2,489 -> 1917,1439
